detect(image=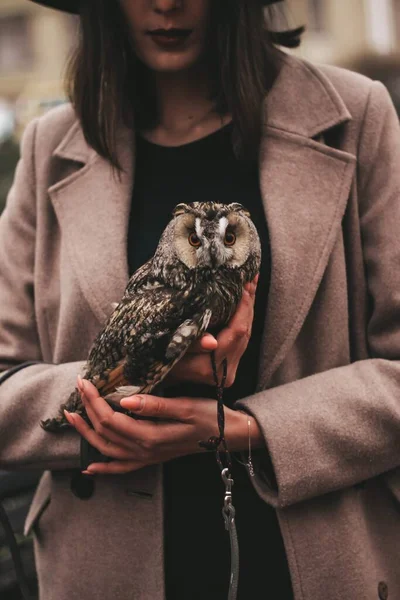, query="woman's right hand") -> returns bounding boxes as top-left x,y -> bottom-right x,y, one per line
165,275 -> 258,388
